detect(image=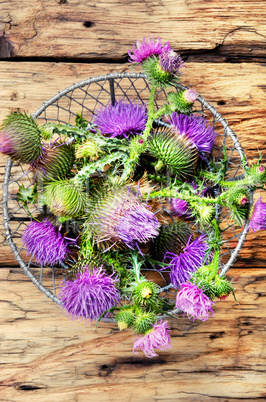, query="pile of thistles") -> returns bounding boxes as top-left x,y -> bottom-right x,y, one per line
1,37 -> 266,358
